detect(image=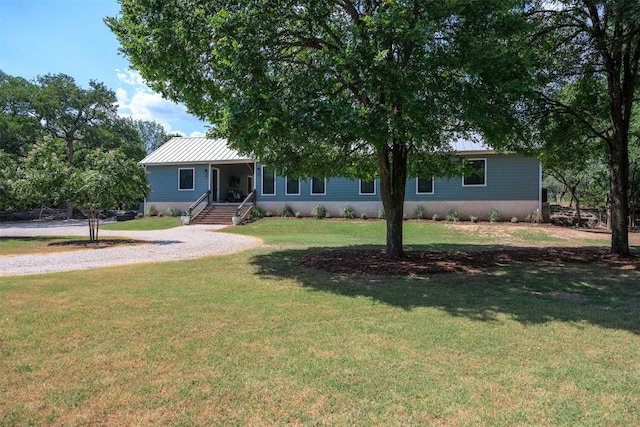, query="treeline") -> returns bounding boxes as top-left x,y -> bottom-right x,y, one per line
0,71 -> 166,222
